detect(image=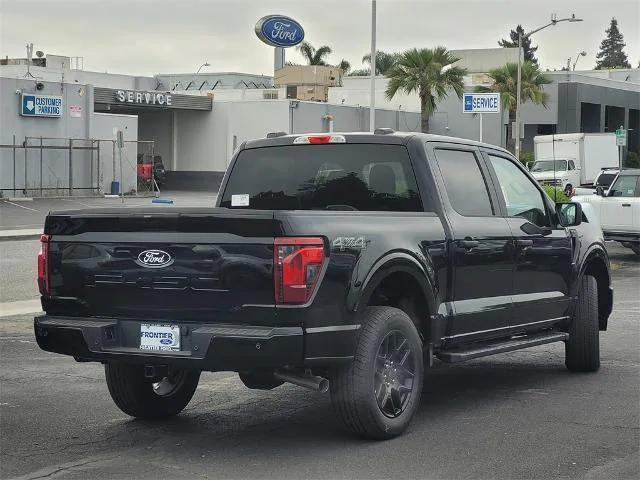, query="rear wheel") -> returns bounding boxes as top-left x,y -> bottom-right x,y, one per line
105,363 -> 200,419
565,275 -> 600,372
330,306 -> 423,439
